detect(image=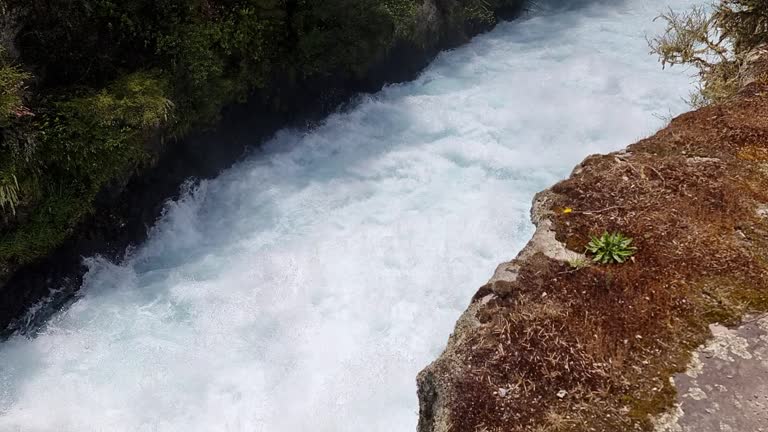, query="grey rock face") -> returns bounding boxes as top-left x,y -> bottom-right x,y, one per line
655,316 -> 768,432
